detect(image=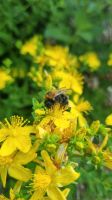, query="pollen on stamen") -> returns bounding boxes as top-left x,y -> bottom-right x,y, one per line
2,116 -> 30,128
